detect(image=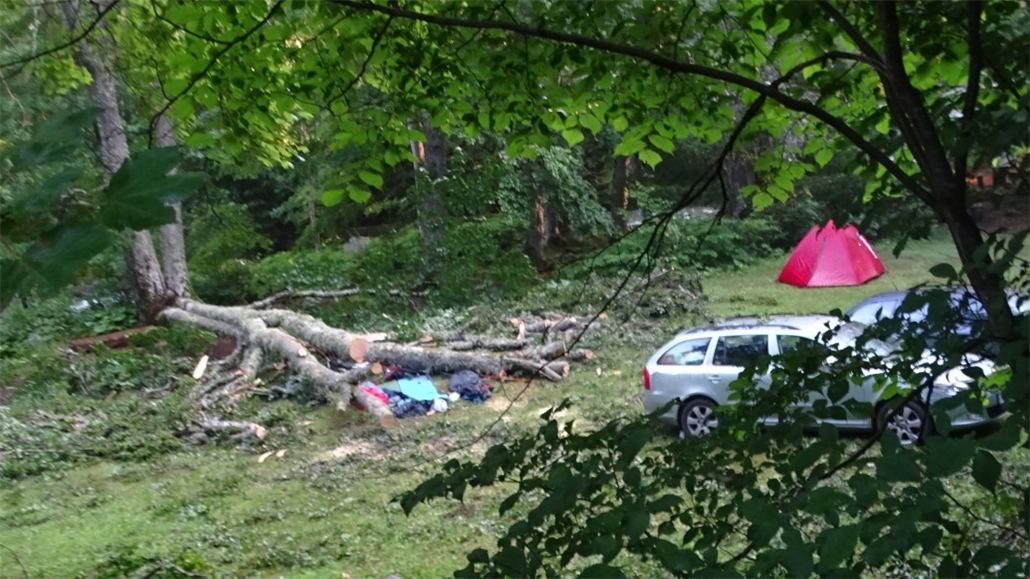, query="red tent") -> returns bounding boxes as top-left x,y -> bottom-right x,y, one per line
778,220 -> 885,287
